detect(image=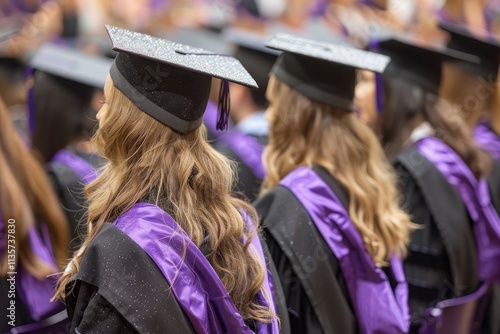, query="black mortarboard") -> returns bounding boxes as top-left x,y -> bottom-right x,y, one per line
224,28 -> 280,107
106,25 -> 258,134
265,33 -> 390,111
30,43 -> 112,88
28,43 -> 112,132
439,22 -> 500,81
371,34 -> 480,94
